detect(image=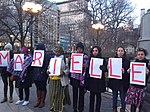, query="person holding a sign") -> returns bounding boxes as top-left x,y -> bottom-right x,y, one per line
126,48 -> 150,112
48,46 -> 70,112
32,43 -> 50,108
108,46 -> 130,112
8,46 -> 33,106
0,43 -> 14,103
70,42 -> 89,112
86,46 -> 107,112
